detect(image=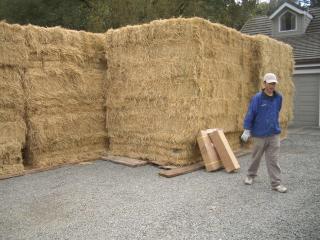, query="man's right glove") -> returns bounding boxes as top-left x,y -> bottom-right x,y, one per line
241,129 -> 251,142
